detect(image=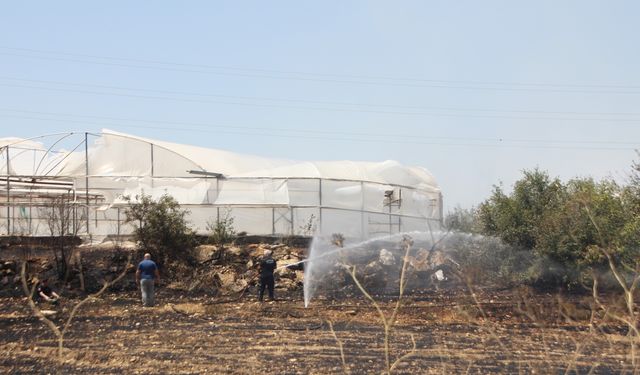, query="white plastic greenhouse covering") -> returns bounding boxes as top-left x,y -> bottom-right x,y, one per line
0,130 -> 442,239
